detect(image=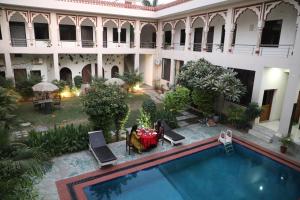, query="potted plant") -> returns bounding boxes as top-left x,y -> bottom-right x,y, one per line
244,102 -> 262,128
280,136 -> 292,154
